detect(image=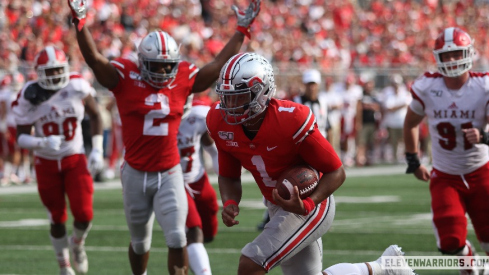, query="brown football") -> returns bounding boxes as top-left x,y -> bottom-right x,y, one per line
276,164 -> 320,200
